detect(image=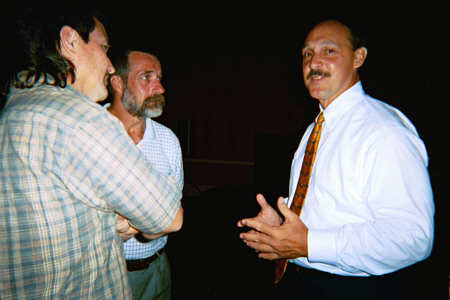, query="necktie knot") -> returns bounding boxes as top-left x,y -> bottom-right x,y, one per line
316,112 -> 325,125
